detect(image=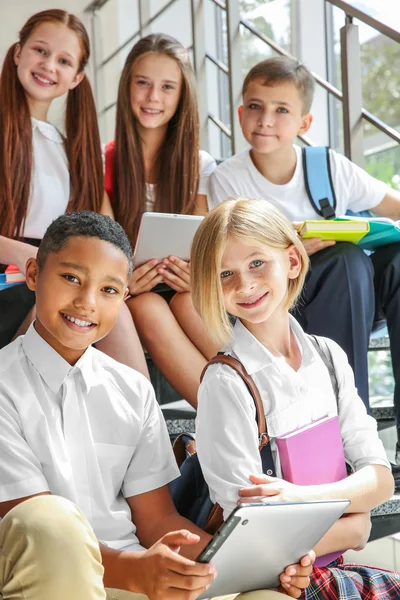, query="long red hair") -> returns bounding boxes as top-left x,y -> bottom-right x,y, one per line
0,9 -> 103,239
112,34 -> 200,247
